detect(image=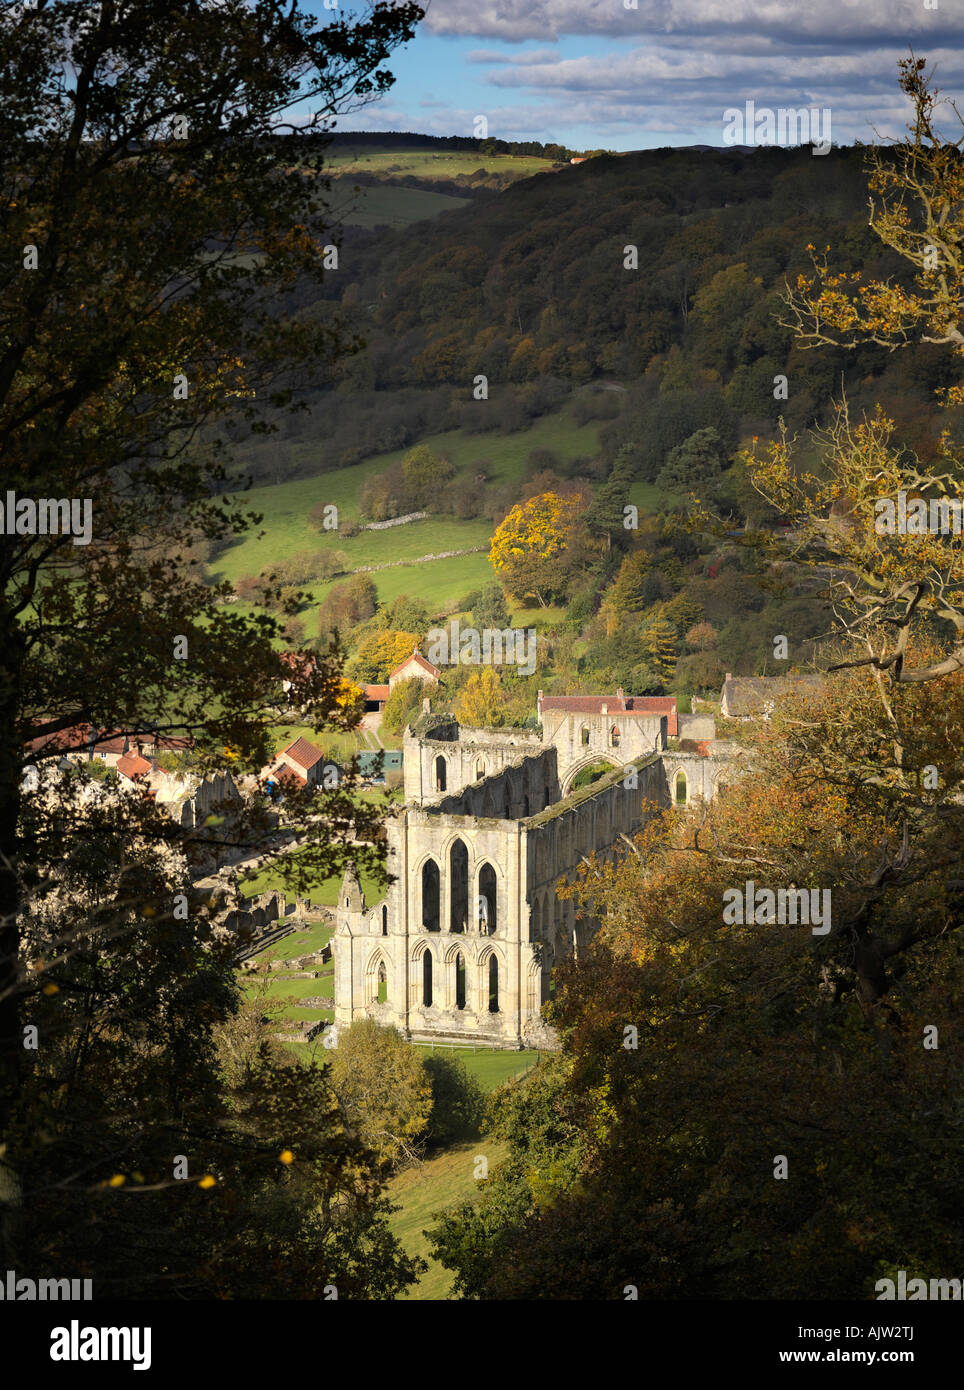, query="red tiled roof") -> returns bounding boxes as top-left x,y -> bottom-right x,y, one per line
629,697 -> 678,735
117,752 -> 153,779
390,649 -> 440,680
283,736 -> 324,770
23,722 -> 128,756
23,721 -> 90,757
95,735 -> 132,754
539,695 -> 631,713
23,720 -> 194,759
152,734 -> 193,751
365,684 -> 390,701
272,763 -> 305,786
